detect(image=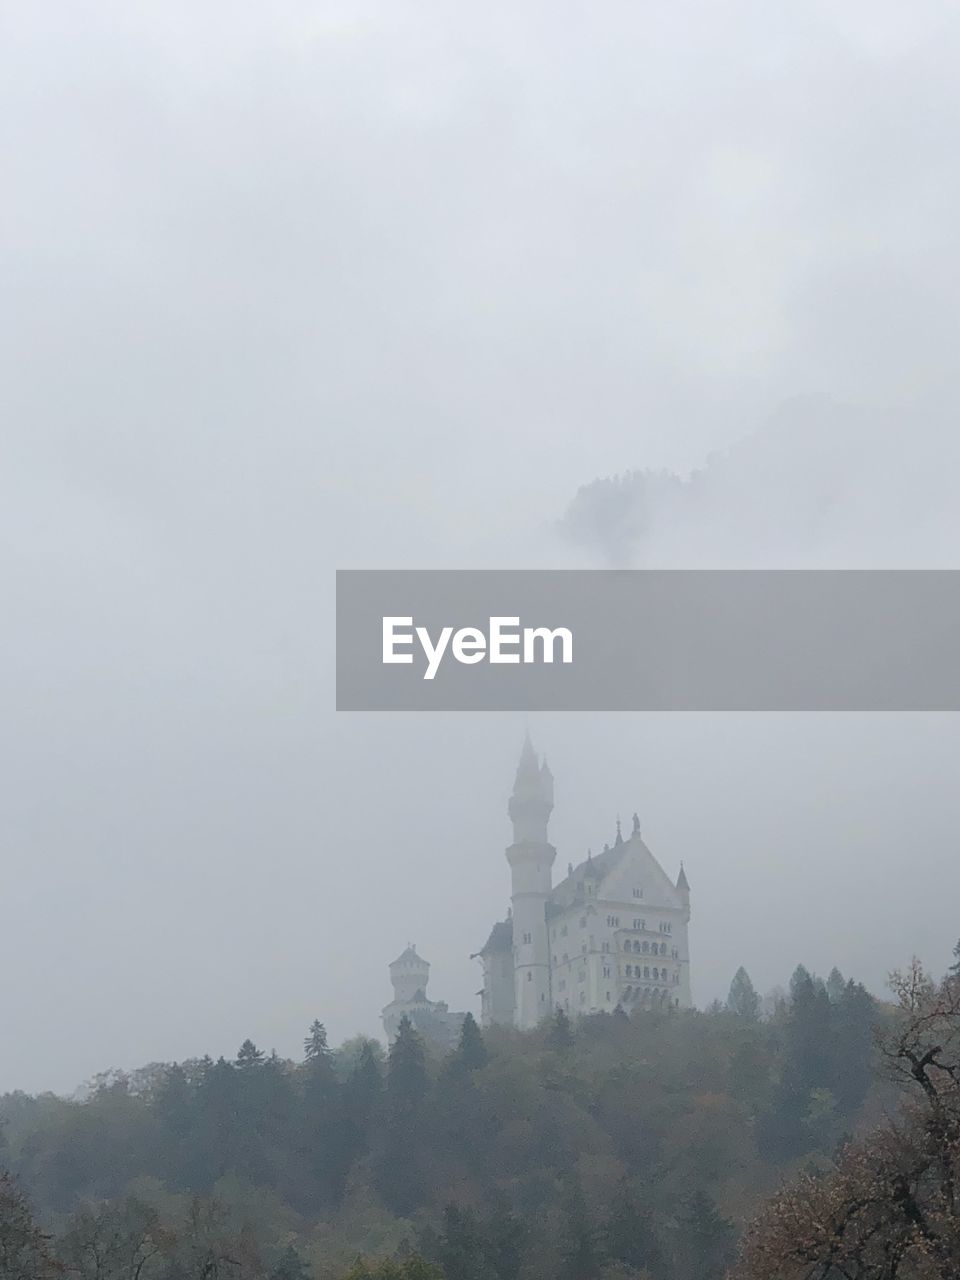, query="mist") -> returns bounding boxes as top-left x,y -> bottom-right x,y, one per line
3,0 -> 960,1095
